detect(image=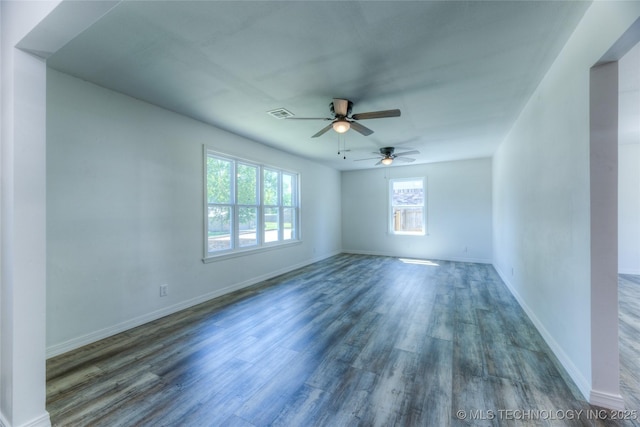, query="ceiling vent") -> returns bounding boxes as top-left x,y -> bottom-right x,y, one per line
267,108 -> 294,119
